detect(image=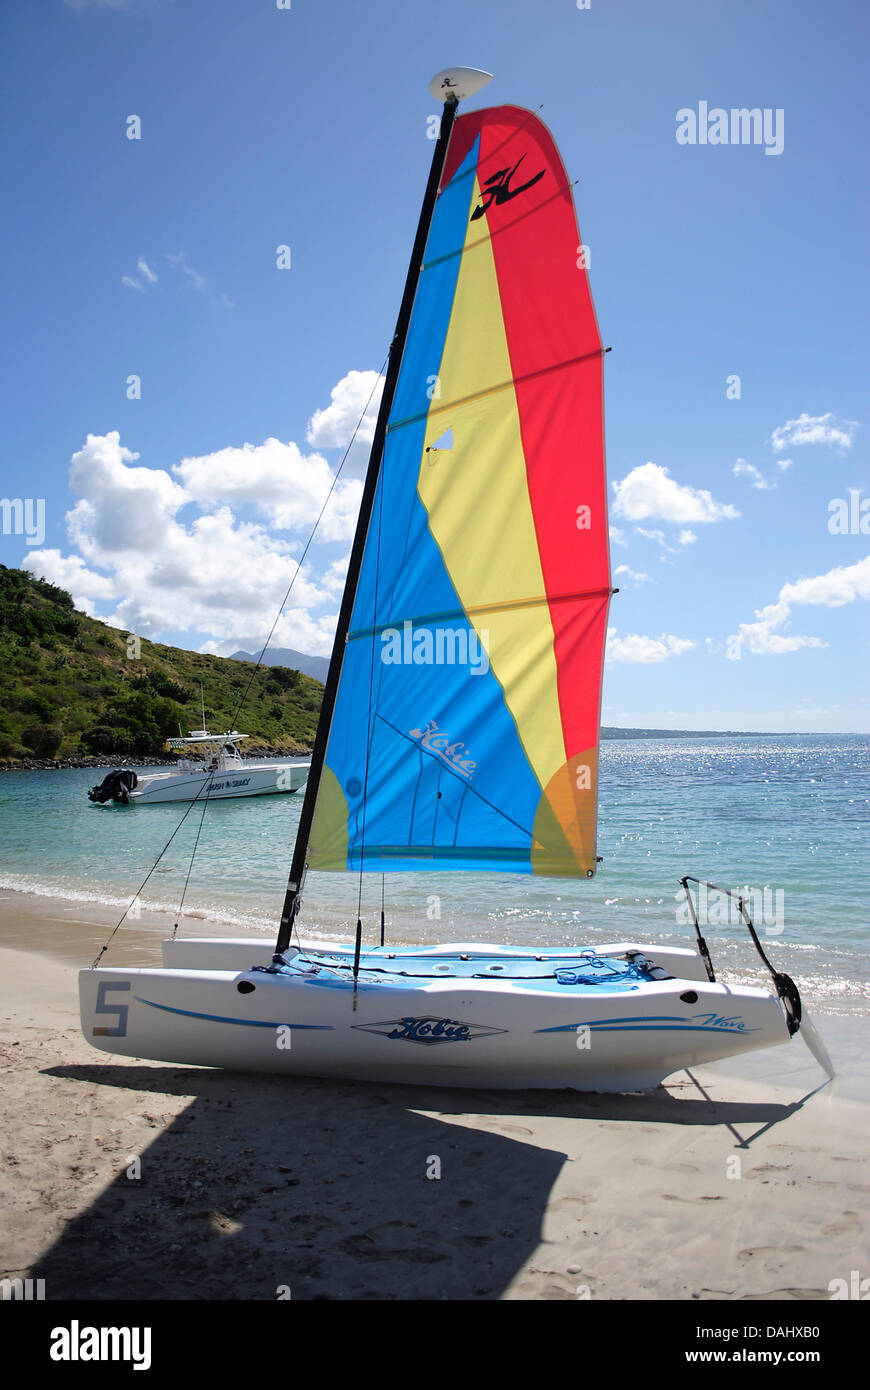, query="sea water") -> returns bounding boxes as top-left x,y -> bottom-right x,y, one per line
0,735 -> 867,1014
